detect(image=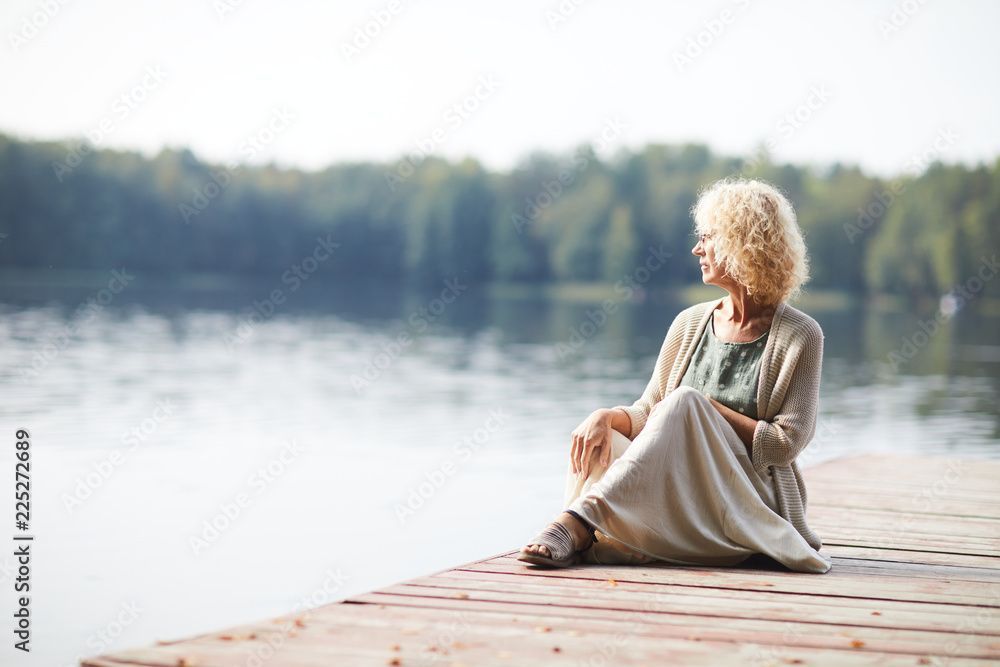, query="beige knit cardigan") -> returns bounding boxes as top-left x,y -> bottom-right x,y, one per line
612,296 -> 825,551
